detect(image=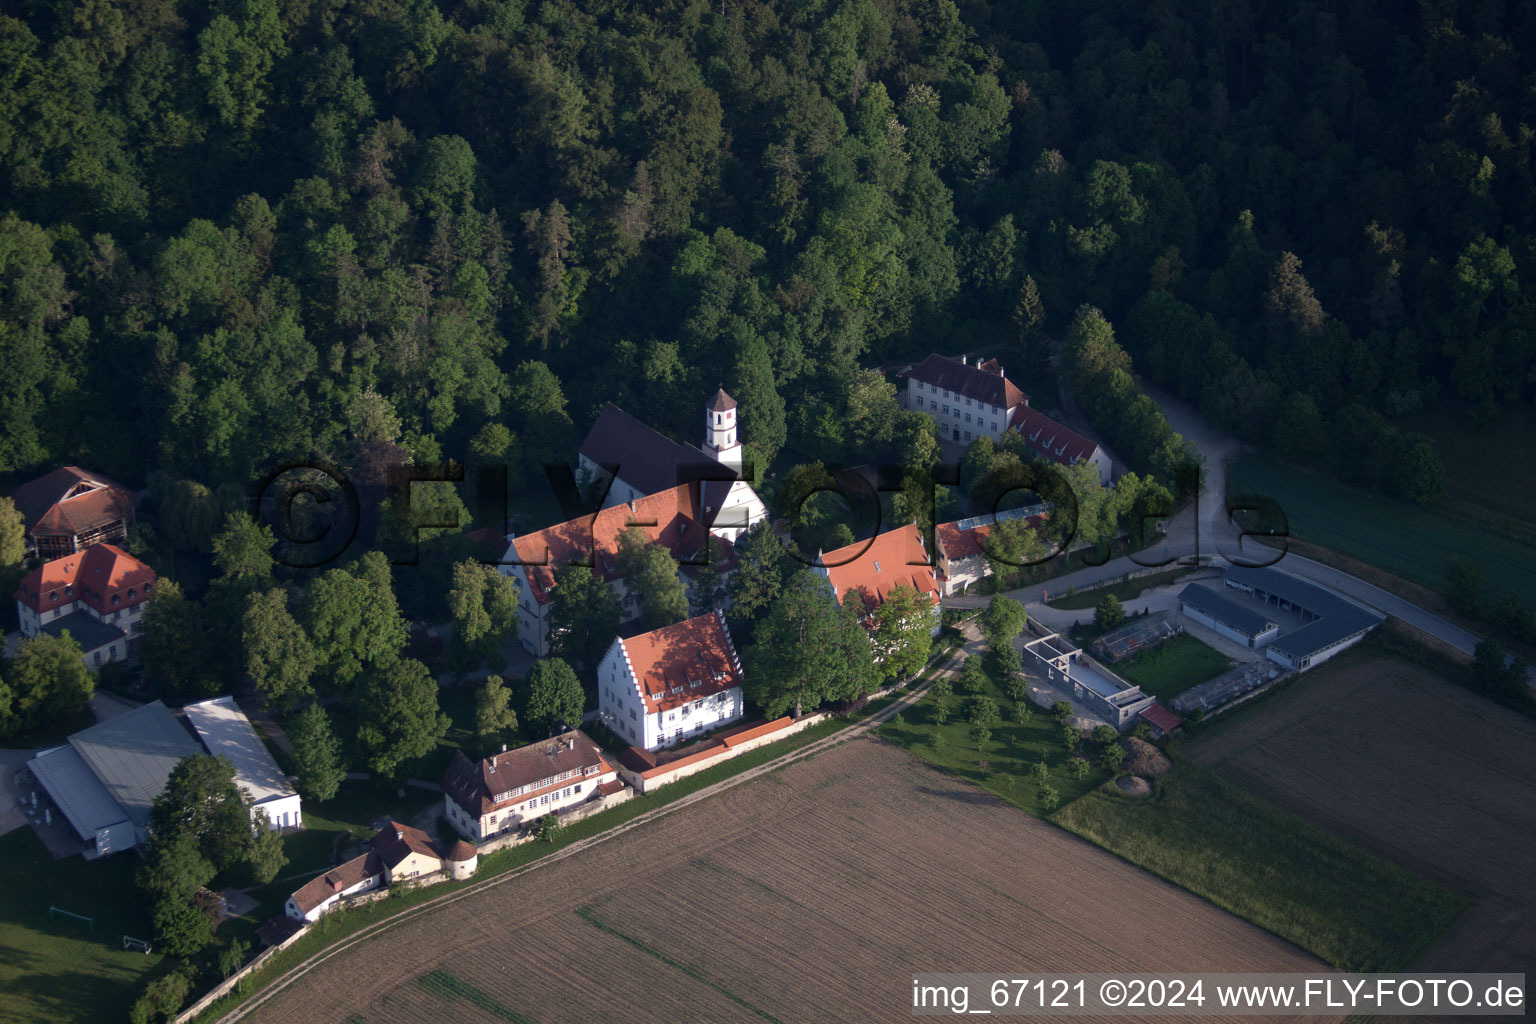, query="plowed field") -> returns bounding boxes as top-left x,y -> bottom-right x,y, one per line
1188,656 -> 1536,974
243,739 -> 1335,1024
